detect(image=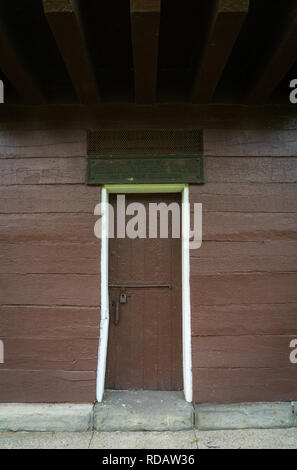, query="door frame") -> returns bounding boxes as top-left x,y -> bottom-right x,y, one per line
96,184 -> 193,403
